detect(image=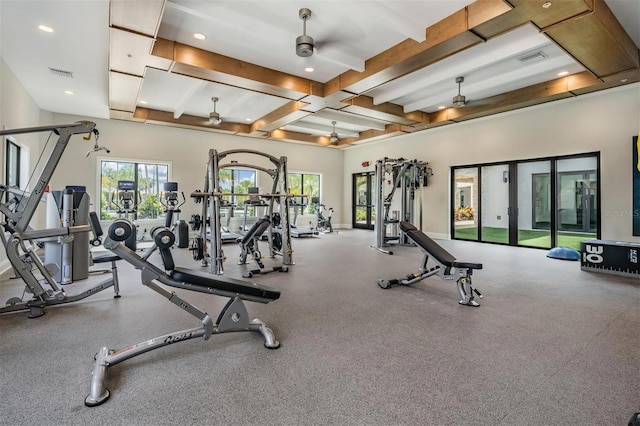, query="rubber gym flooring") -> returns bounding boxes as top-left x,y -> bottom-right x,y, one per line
0,229 -> 638,425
